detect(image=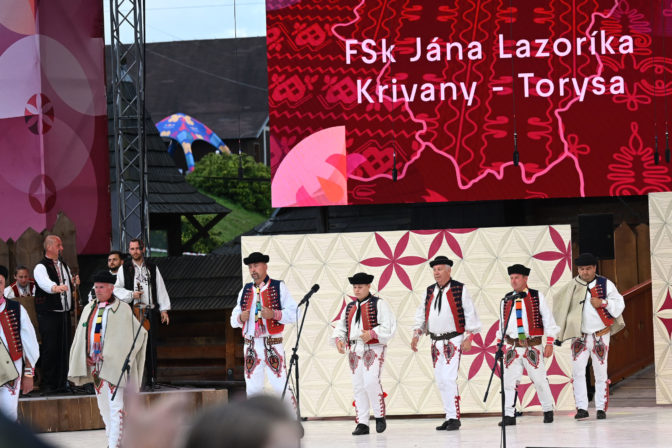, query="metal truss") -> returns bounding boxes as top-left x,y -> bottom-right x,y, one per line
109,0 -> 150,252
